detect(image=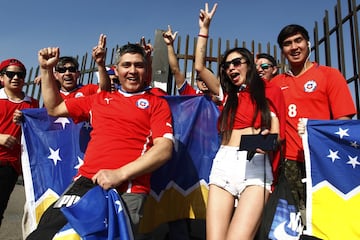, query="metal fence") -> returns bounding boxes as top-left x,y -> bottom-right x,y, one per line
23,0 -> 359,118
